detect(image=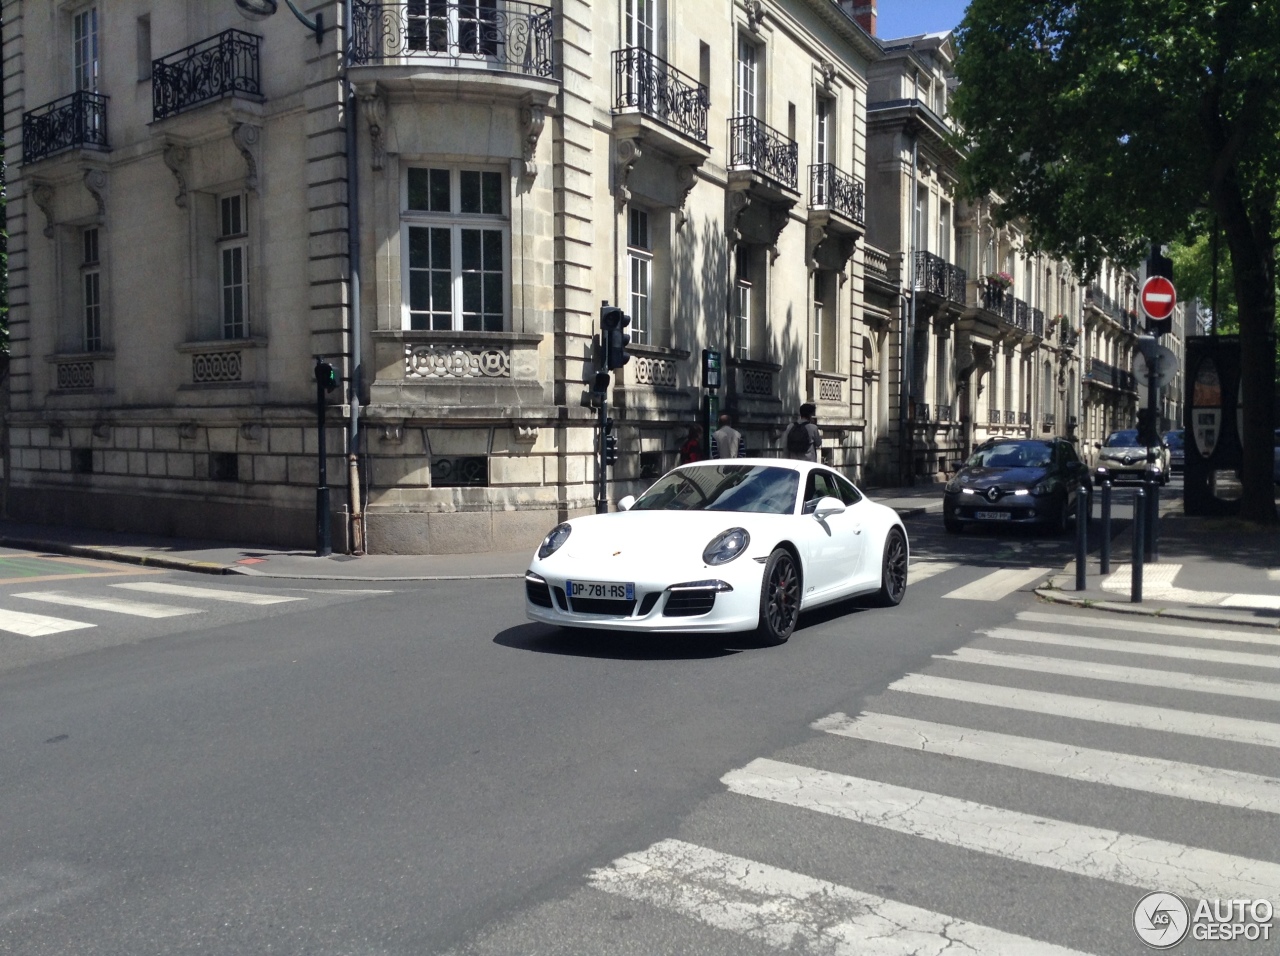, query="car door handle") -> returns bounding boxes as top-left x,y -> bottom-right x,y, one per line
850,524 -> 863,535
